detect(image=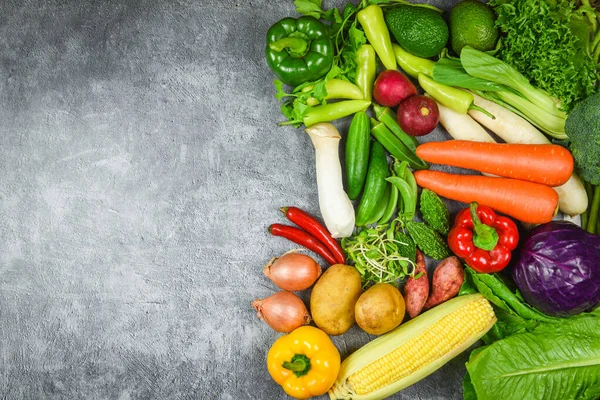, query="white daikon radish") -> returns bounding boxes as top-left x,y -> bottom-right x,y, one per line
306,123 -> 355,238
437,102 -> 495,143
469,94 -> 588,216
